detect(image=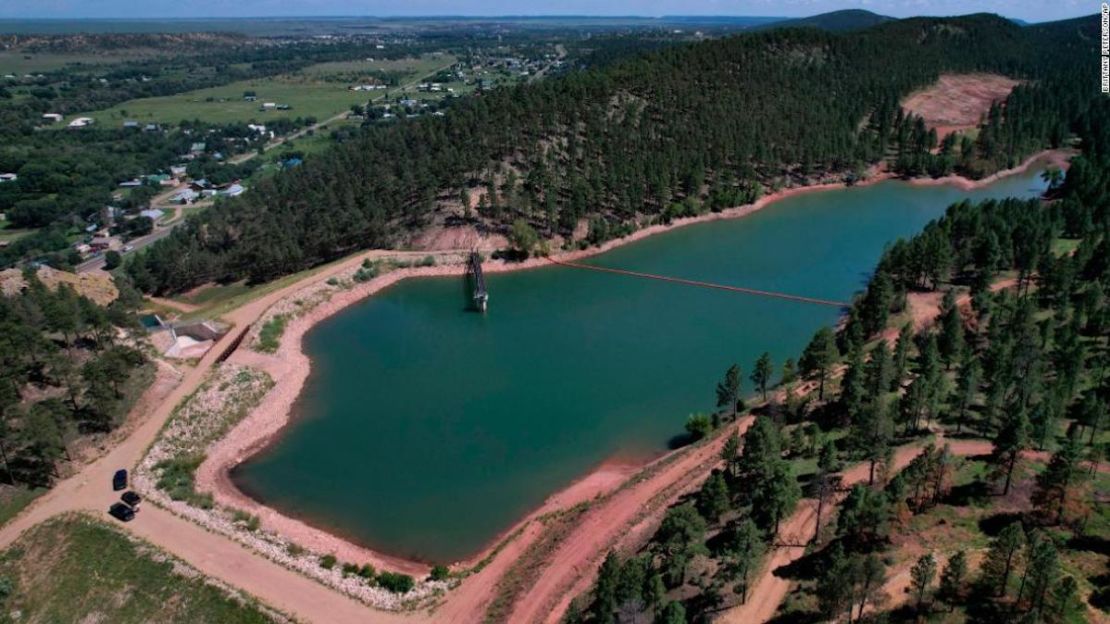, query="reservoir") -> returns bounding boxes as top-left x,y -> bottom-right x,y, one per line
233,168 -> 1049,563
